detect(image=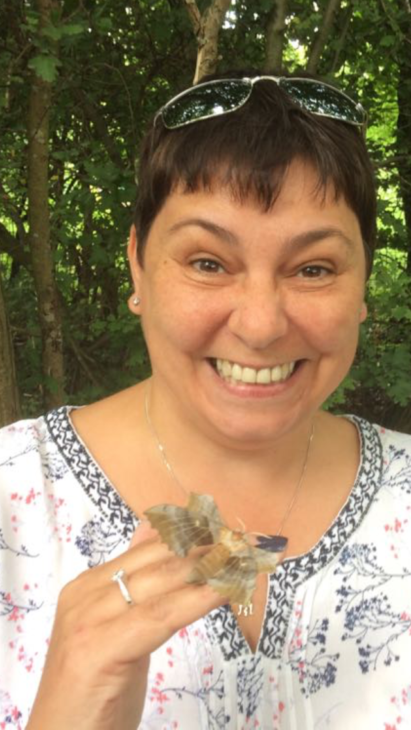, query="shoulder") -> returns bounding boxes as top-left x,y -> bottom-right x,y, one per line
350,416 -> 411,508
0,407 -> 73,483
358,418 -> 411,469
0,408 -> 78,539
349,415 -> 411,459
0,411 -> 53,477
376,422 -> 411,452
